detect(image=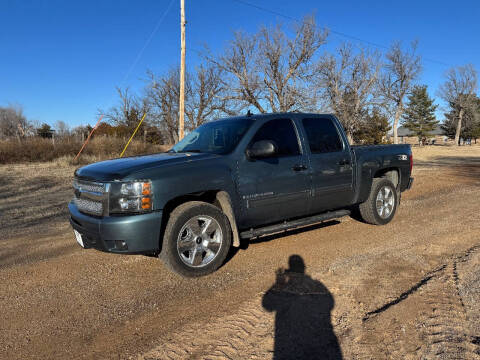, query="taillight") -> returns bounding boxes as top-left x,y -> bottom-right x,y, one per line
409,154 -> 413,172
